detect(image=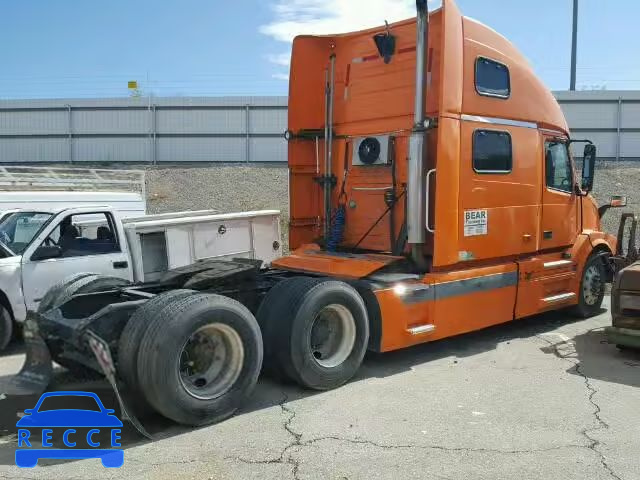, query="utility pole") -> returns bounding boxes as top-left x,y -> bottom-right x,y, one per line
570,0 -> 578,90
